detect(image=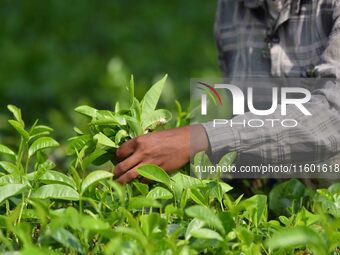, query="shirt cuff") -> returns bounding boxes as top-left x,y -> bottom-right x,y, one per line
202,121 -> 240,162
